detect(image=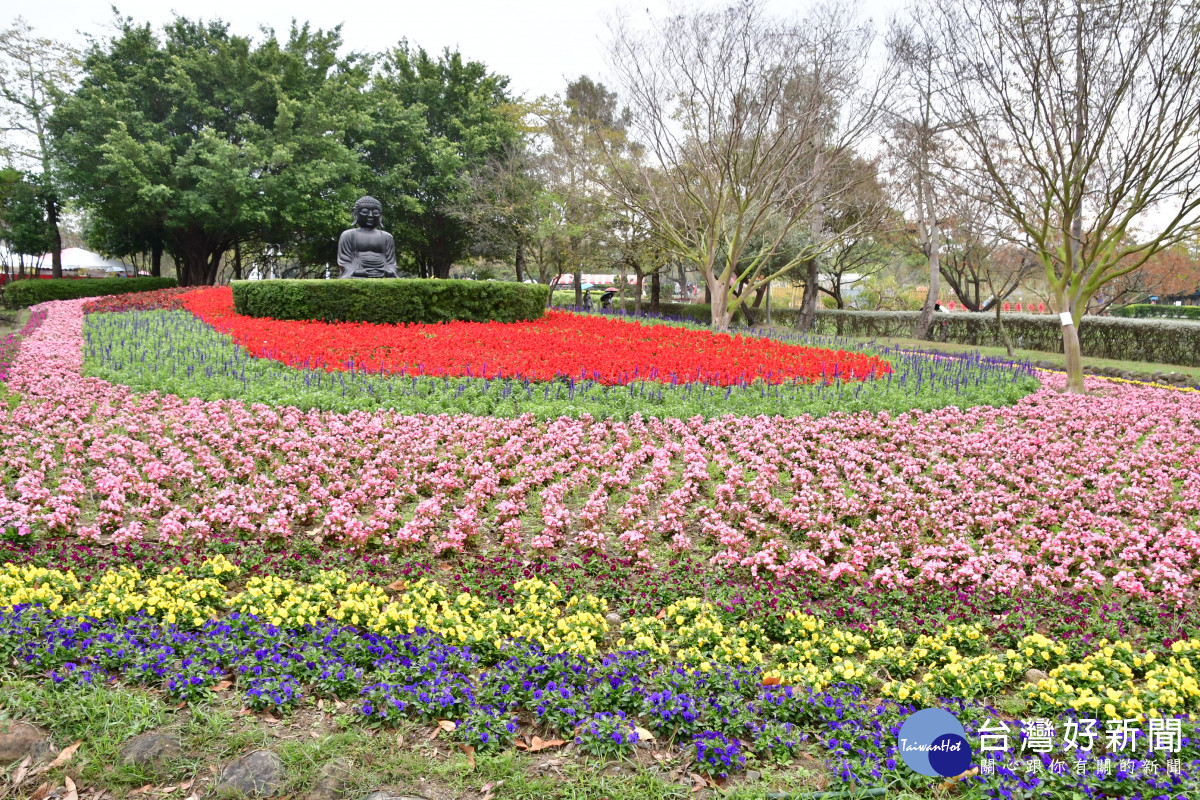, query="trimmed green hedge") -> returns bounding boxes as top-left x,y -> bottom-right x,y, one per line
1110,303 -> 1200,320
3,277 -> 178,308
806,310 -> 1200,367
232,279 -> 550,324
